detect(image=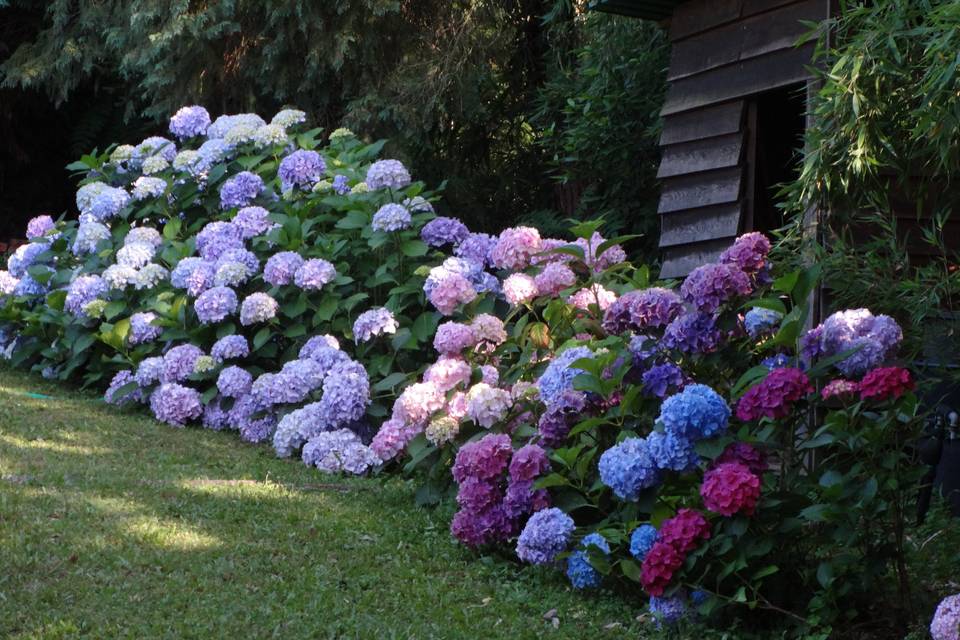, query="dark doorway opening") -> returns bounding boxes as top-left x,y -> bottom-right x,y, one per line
746,83 -> 807,234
